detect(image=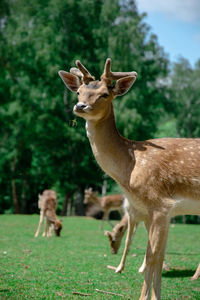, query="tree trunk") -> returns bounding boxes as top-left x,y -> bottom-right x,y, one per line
11,179 -> 20,214
11,156 -> 20,214
61,193 -> 69,216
